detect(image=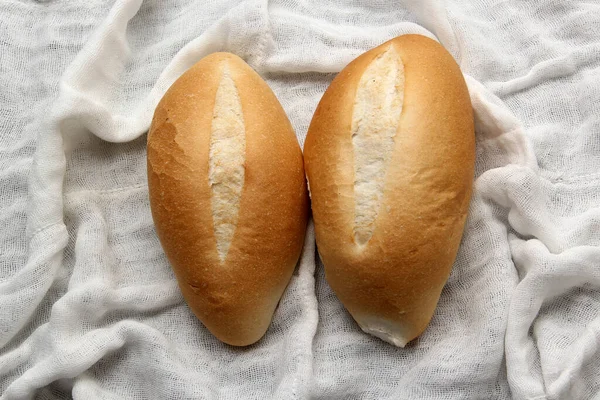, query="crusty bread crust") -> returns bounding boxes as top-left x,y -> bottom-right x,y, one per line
147,53 -> 309,346
304,35 -> 475,346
